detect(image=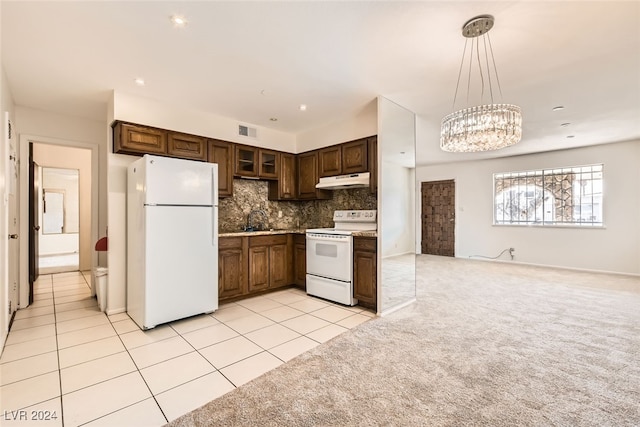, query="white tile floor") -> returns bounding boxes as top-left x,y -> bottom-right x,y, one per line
0,271 -> 374,426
